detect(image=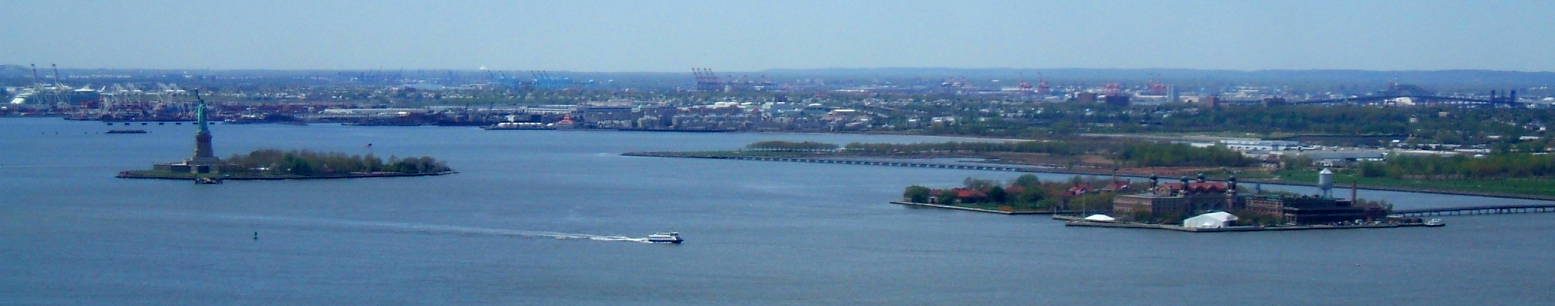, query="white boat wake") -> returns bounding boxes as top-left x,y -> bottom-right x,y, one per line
319,219 -> 655,243
121,211 -> 653,243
